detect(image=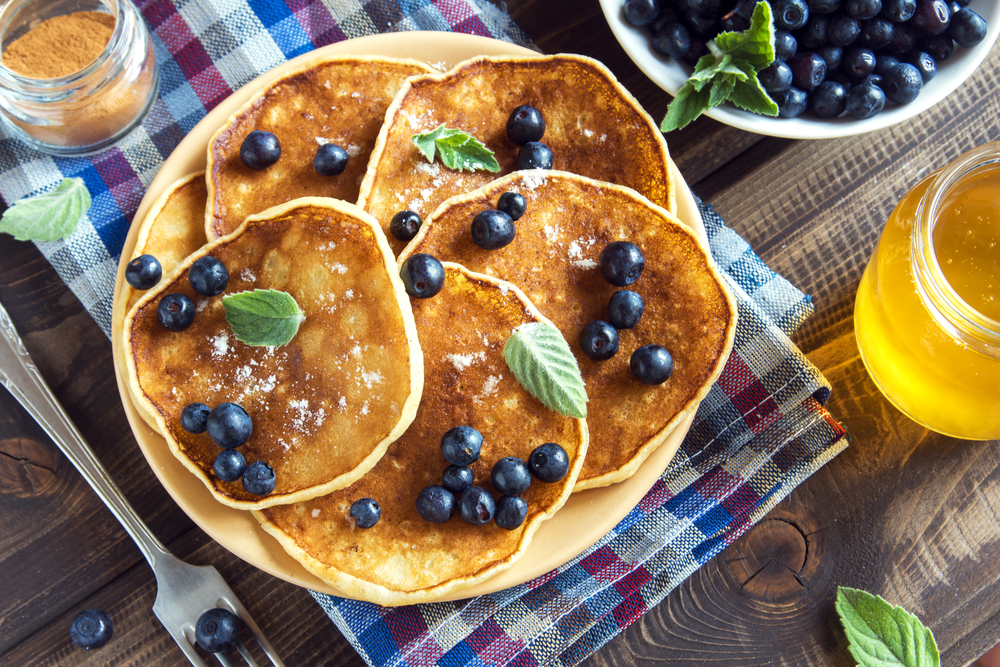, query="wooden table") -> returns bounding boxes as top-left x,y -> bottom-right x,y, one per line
2,1 -> 999,664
